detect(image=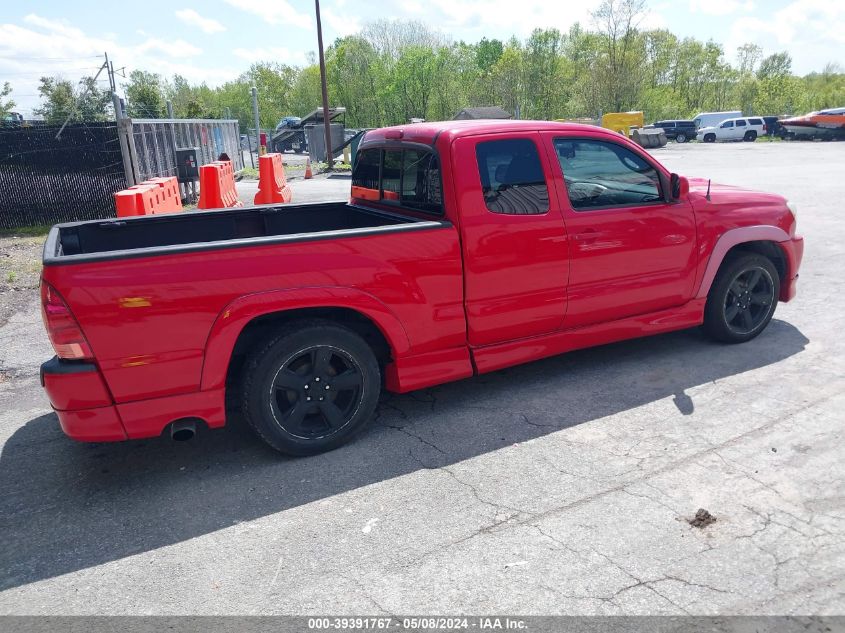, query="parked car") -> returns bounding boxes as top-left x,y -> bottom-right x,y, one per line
762,116 -> 785,137
651,120 -> 698,143
39,120 -> 803,455
693,111 -> 743,130
272,116 -> 308,153
697,117 -> 767,143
